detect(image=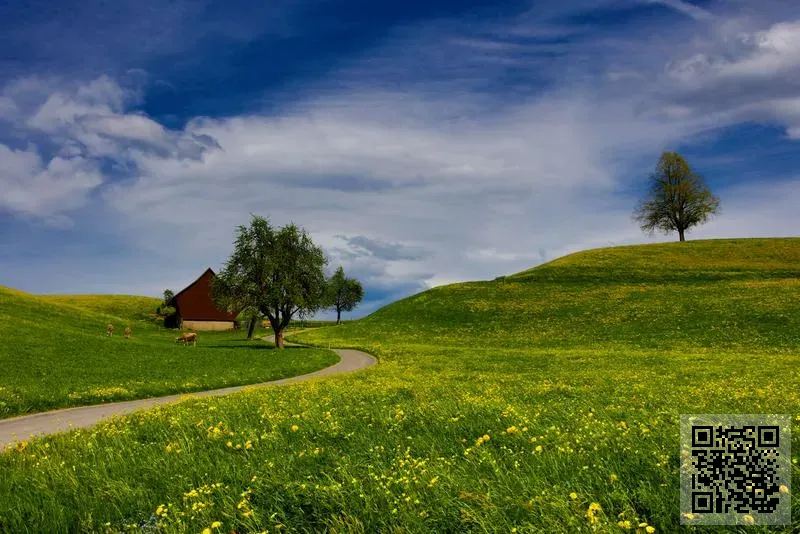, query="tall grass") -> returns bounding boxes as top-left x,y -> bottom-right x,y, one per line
1,238 -> 799,532
0,288 -> 337,418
